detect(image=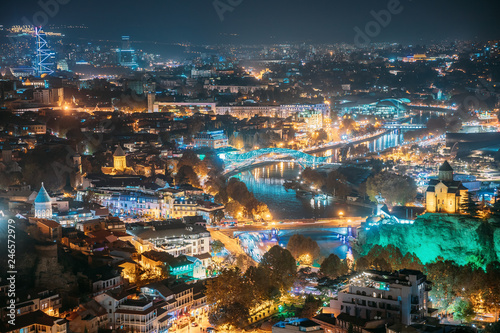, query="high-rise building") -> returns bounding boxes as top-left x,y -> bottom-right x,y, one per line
33,27 -> 55,77
117,35 -> 138,69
